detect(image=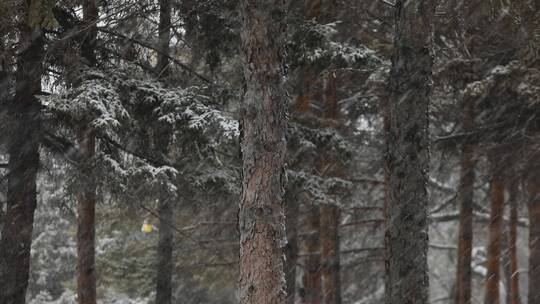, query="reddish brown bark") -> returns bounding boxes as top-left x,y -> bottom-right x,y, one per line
320,204 -> 341,304
528,176 -> 540,304
77,2 -> 98,304
76,130 -> 97,304
238,1 -> 288,303
484,174 -> 504,304
319,72 -> 341,304
455,97 -> 475,304
507,181 -> 521,304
